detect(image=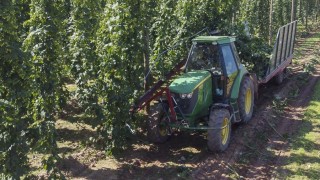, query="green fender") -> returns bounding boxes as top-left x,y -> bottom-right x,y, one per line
229,64 -> 250,122
230,64 -> 249,99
